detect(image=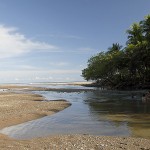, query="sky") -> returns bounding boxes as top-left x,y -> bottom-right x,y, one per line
0,0 -> 150,83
